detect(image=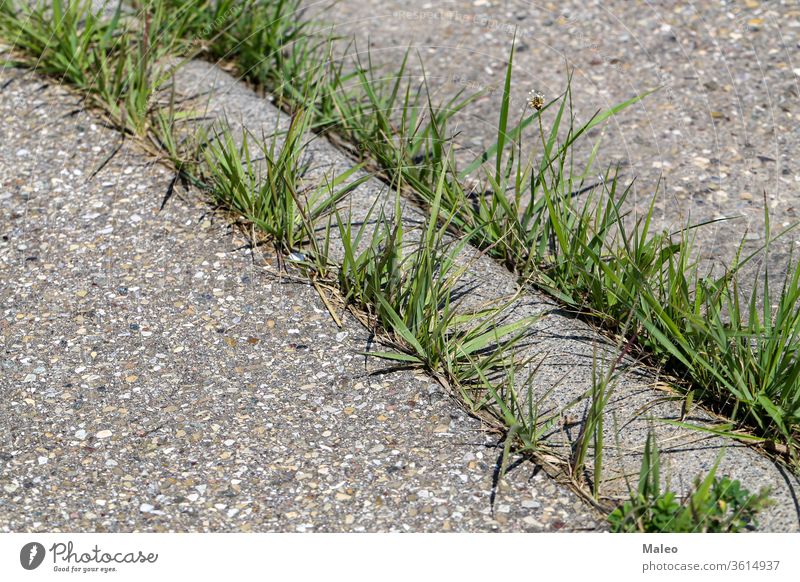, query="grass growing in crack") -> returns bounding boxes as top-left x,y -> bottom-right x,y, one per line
0,0 -> 181,137
473,356 -> 566,487
0,0 -> 539,438
655,219 -> 800,455
151,0 -> 329,109
571,349 -> 619,501
198,111 -> 556,481
609,431 -> 773,532
154,0 -> 480,181
199,111 -> 367,255
319,52 -> 480,183
251,10 -> 800,457
332,168 -> 537,387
